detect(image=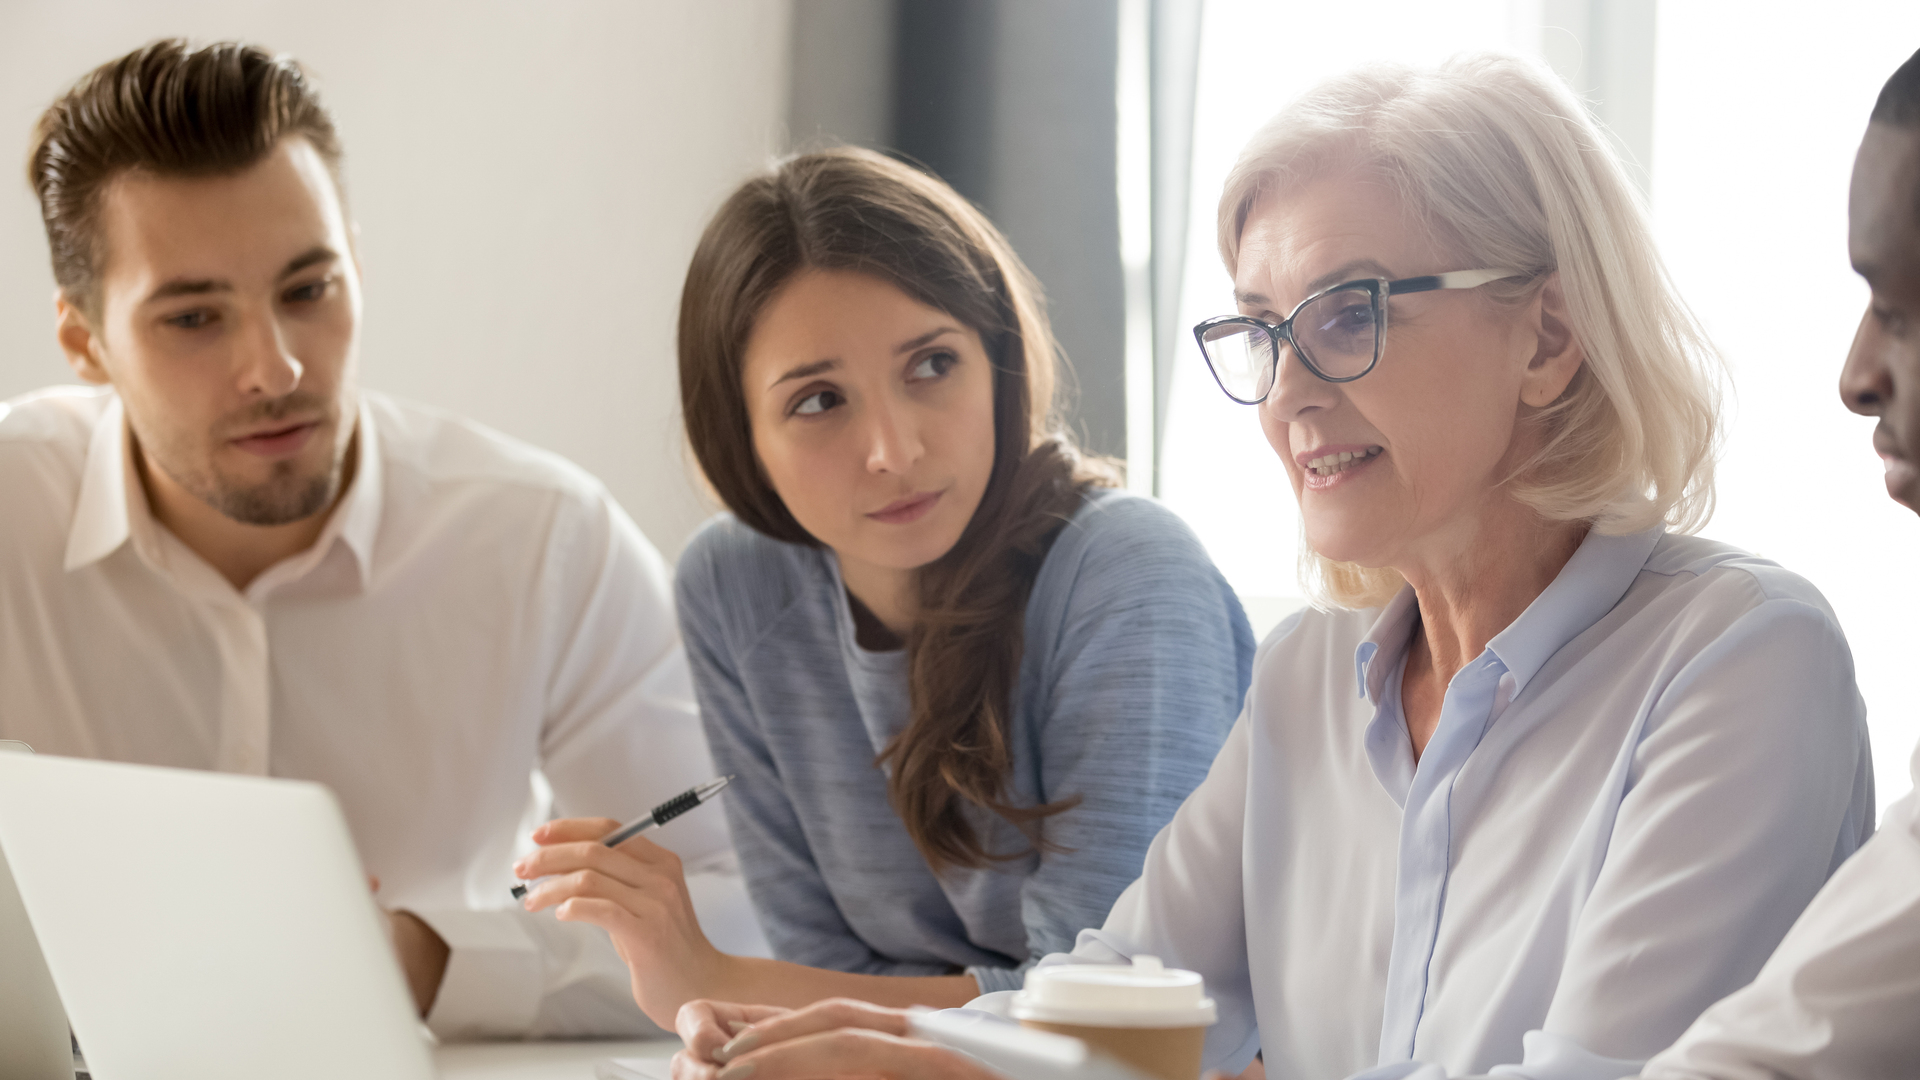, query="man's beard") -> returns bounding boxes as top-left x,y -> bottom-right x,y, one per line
208,460 -> 341,525
141,392 -> 351,527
